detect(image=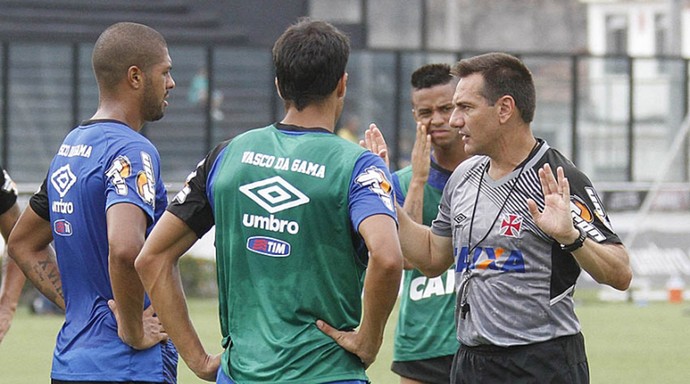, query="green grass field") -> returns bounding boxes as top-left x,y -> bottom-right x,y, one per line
1,293 -> 689,383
